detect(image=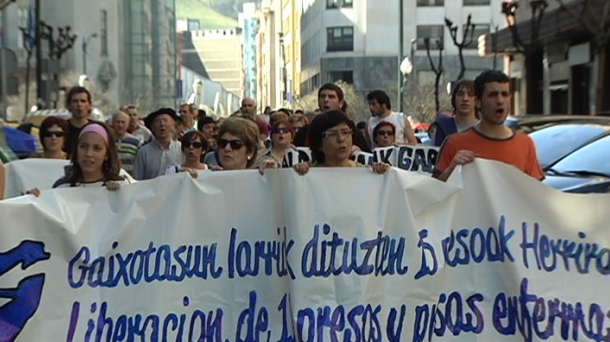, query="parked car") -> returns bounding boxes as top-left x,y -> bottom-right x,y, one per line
528,122 -> 610,169
506,115 -> 610,133
544,134 -> 610,193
